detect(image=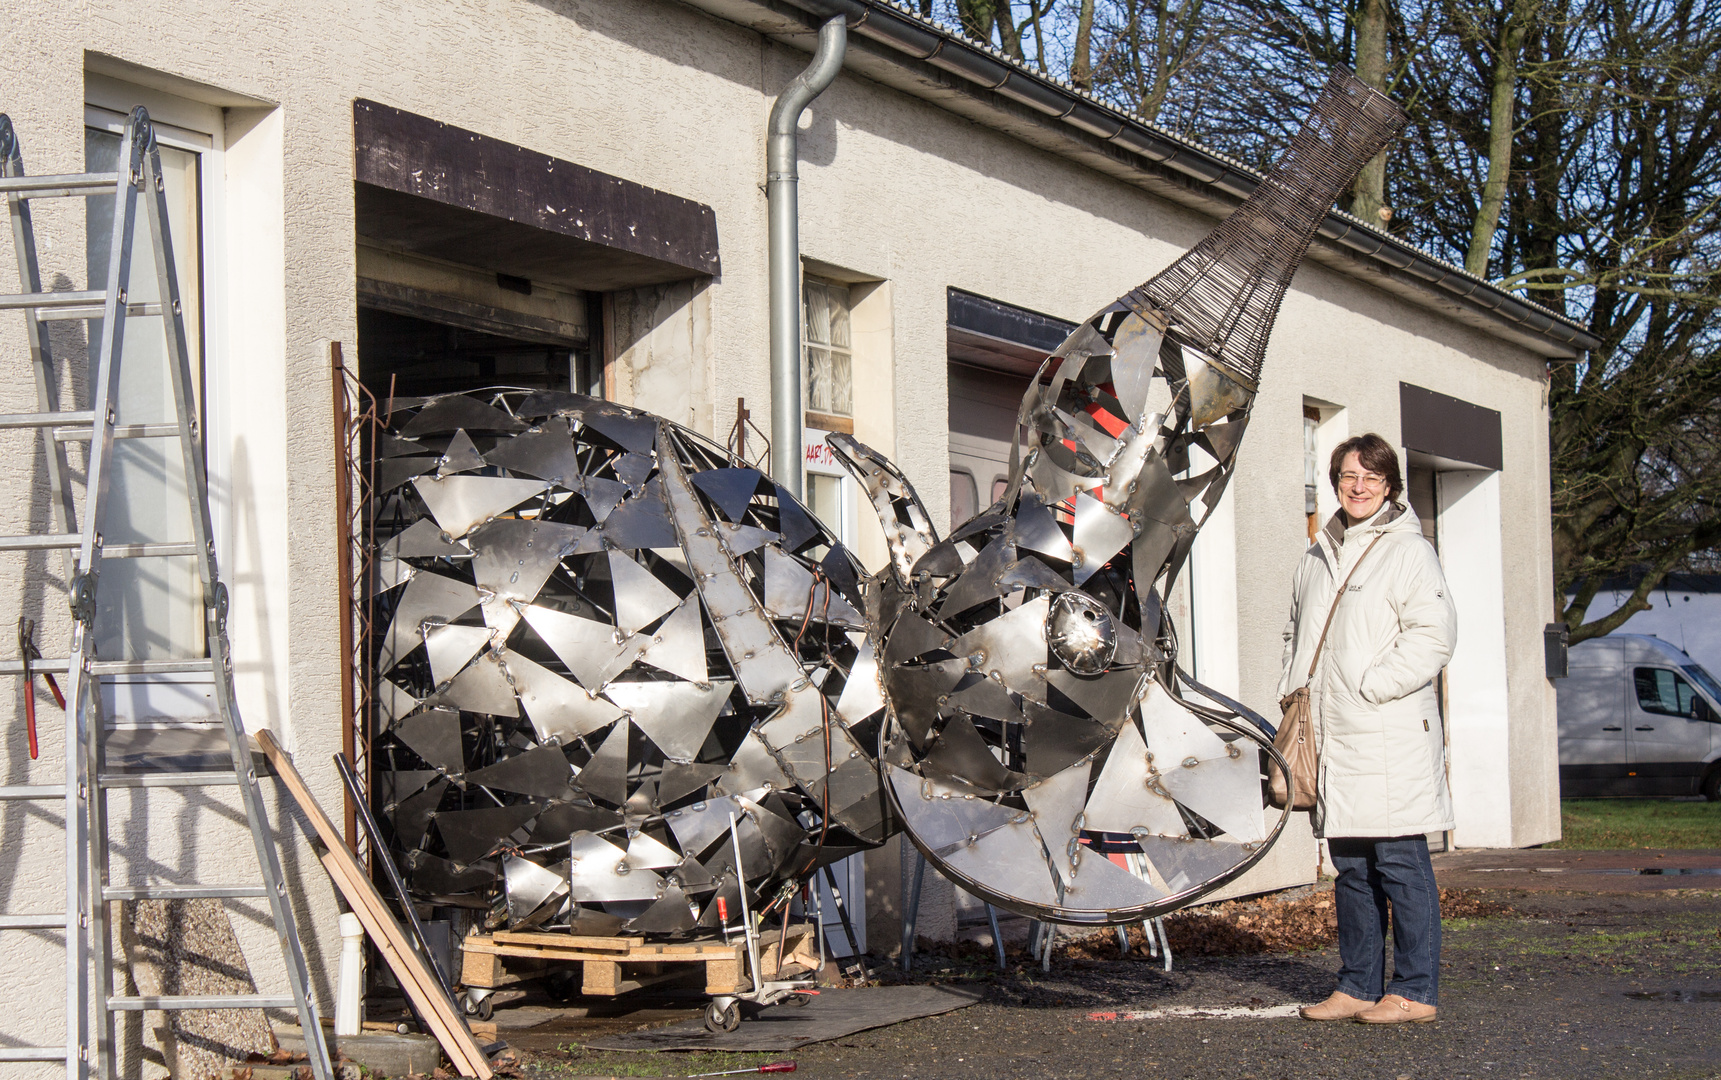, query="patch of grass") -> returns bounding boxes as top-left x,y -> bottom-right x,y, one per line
1547,798 -> 1721,849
